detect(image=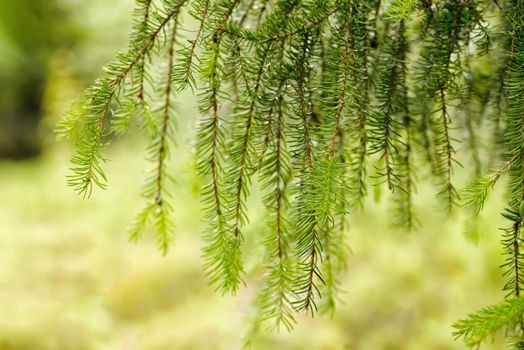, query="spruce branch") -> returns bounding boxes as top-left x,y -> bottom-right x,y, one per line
218,3 -> 339,43
128,13 -> 182,254
199,0 -> 246,295
453,296 -> 524,347
256,93 -> 296,331
59,0 -> 189,198
503,2 -> 524,302
57,0 -> 524,344
371,19 -> 407,191
343,1 -> 371,209
174,0 -> 211,91
463,156 -> 516,214
385,0 -> 419,20
131,0 -> 153,103
292,8 -> 353,312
